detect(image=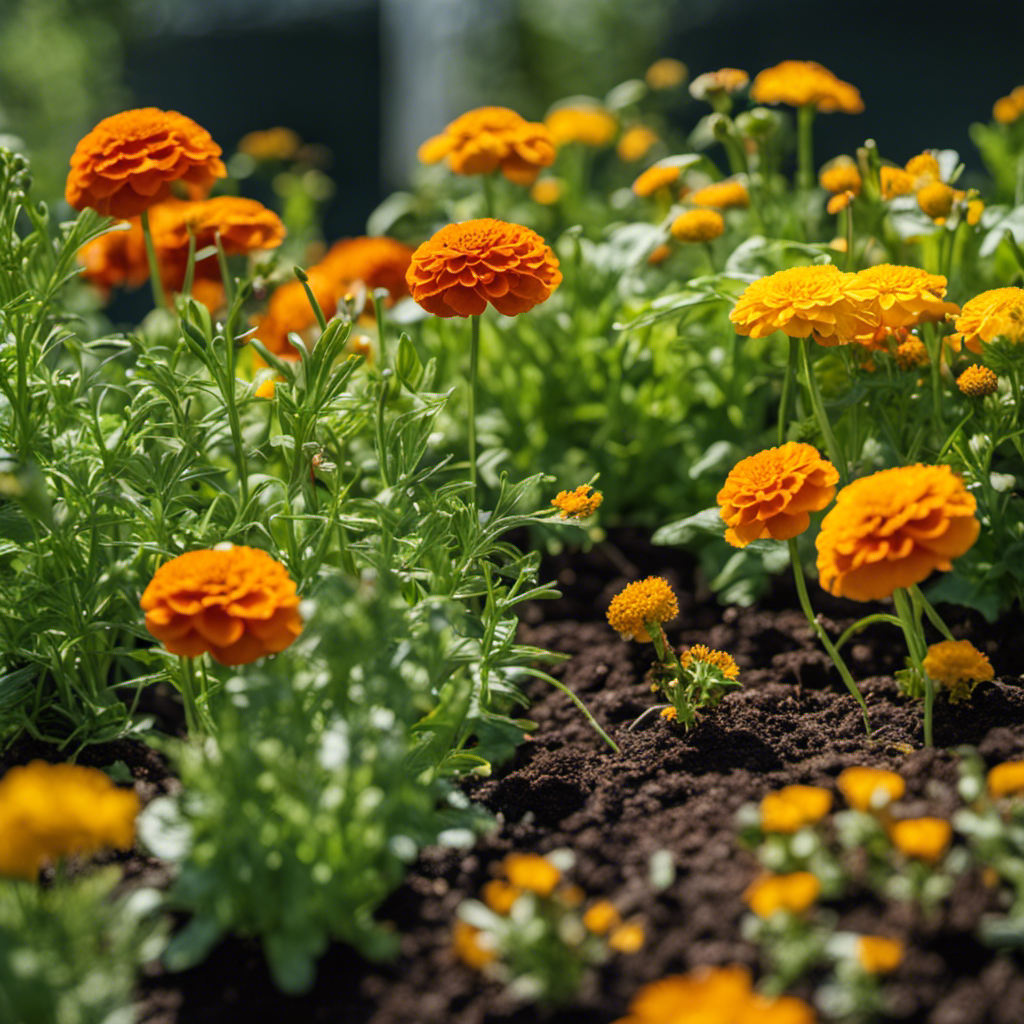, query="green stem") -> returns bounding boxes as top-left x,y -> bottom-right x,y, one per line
798,338 -> 847,486
178,657 -> 201,736
834,612 -> 903,651
533,669 -> 619,753
468,314 -> 480,499
216,233 -> 235,309
910,584 -> 955,641
372,291 -> 388,368
893,587 -> 933,747
797,104 -> 815,192
222,315 -> 250,509
482,173 -> 496,218
843,205 -> 854,270
140,209 -> 169,311
788,539 -> 871,734
778,337 -> 799,445
182,229 -> 197,300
